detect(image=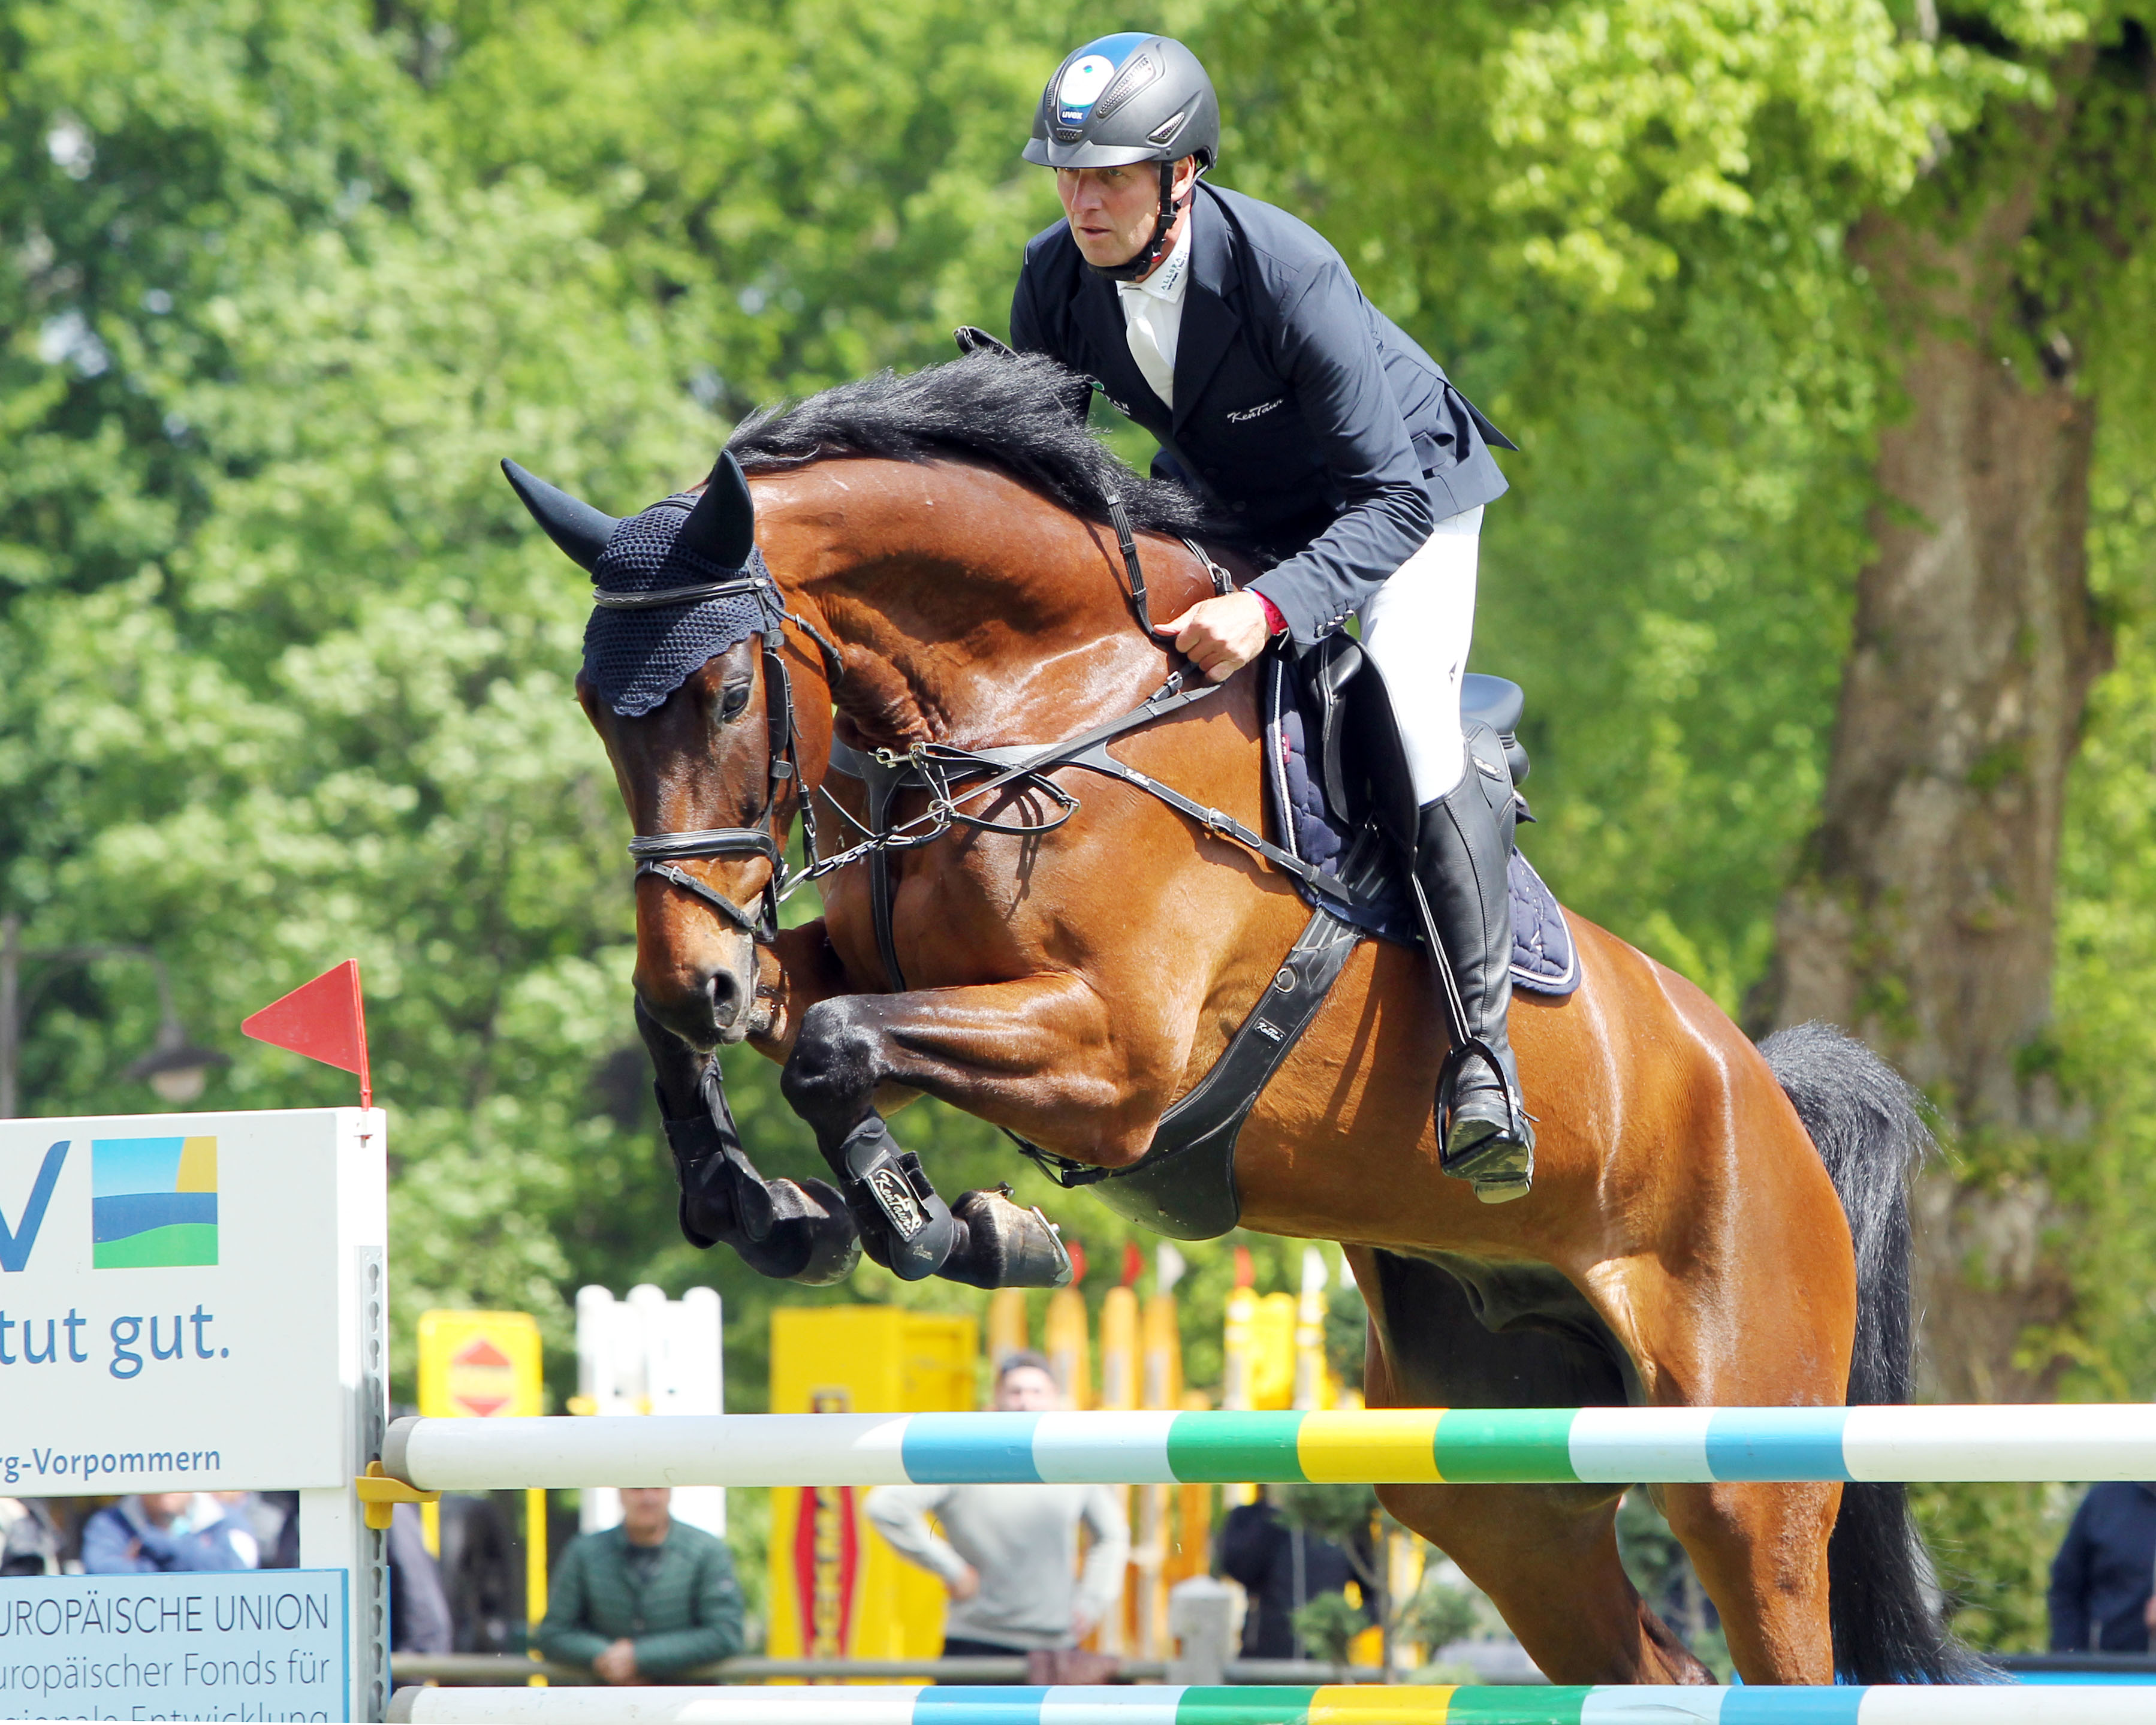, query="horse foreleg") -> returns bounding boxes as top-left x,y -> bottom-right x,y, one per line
780,972 -> 1144,1287
637,991 -> 858,1287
